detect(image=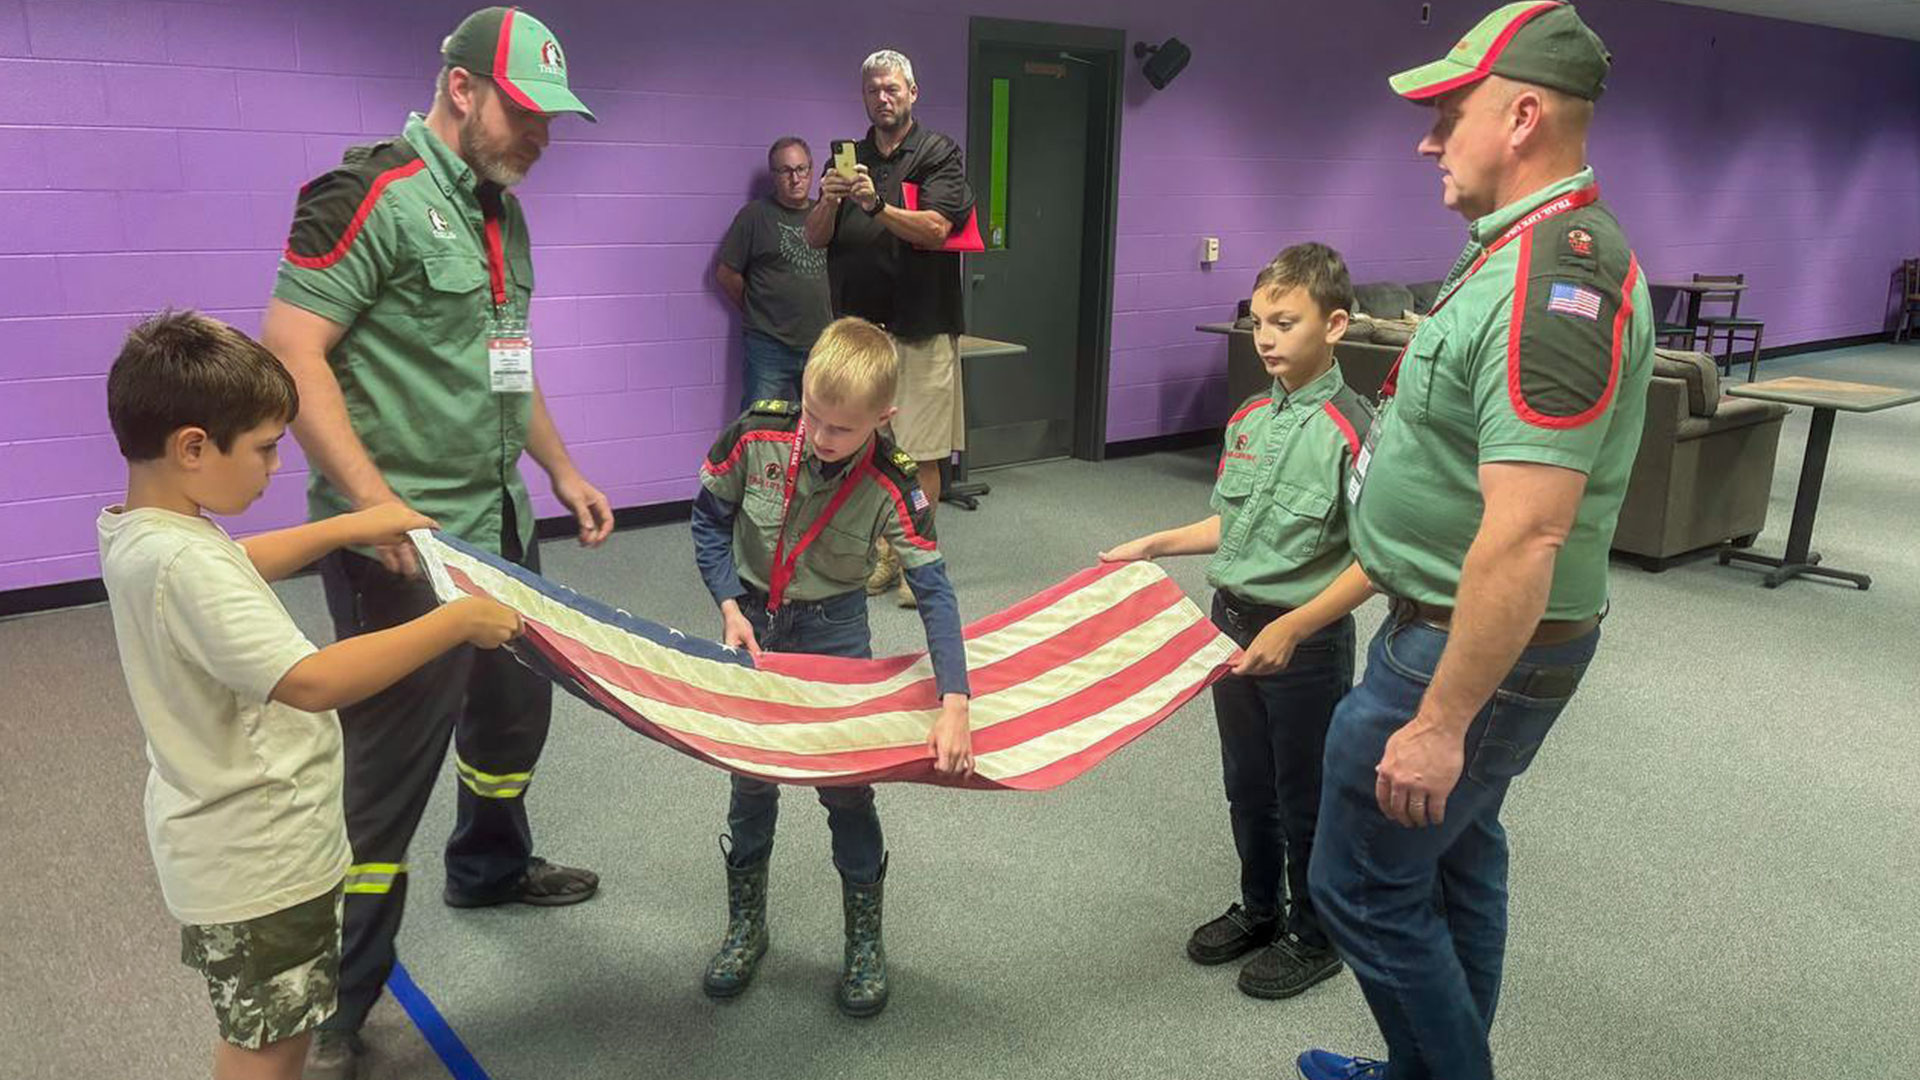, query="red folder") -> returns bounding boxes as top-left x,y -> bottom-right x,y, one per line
901,181 -> 985,253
